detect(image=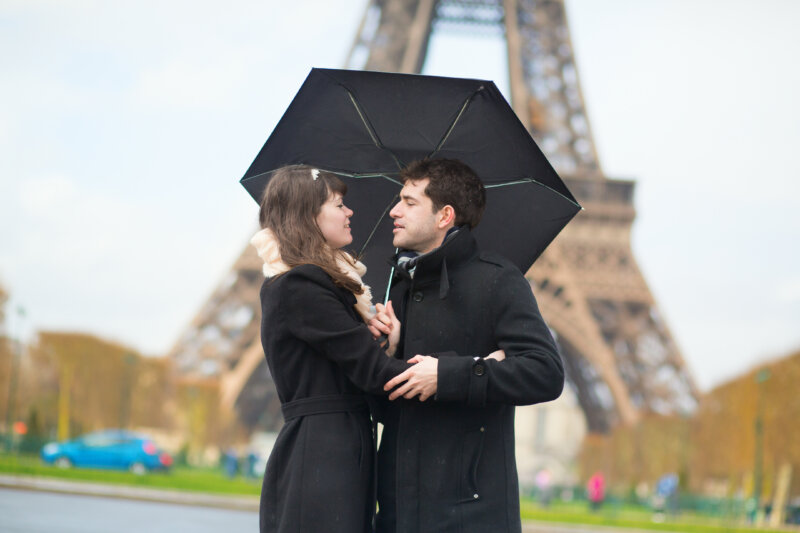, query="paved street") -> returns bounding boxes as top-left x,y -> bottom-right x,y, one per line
522,523 -> 680,533
0,488 -> 259,533
0,476 -> 682,533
